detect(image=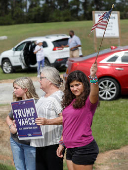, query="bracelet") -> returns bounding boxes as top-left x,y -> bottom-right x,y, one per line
90,79 -> 98,84
88,75 -> 98,84
9,124 -> 13,129
59,140 -> 65,147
